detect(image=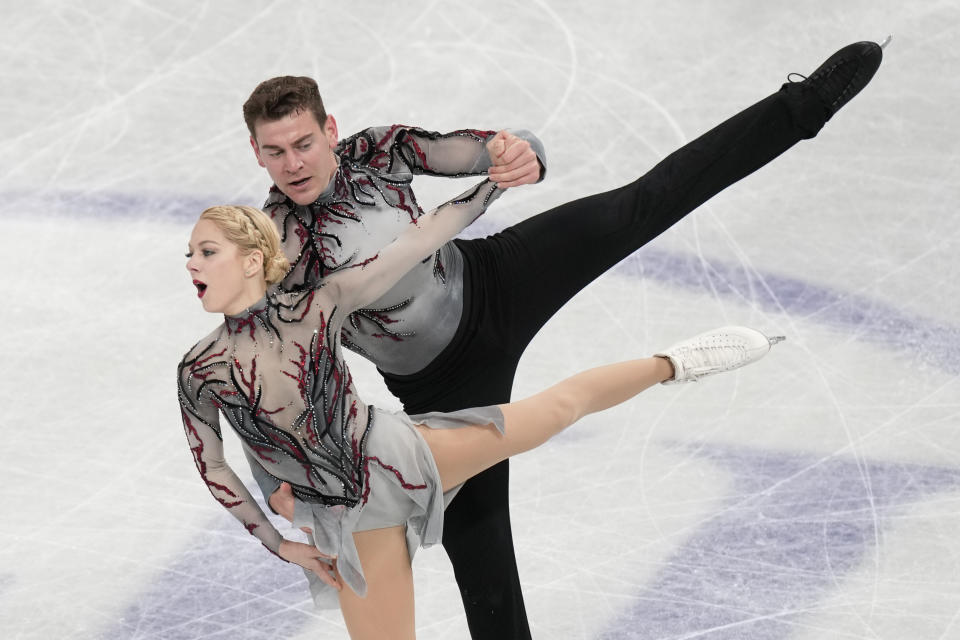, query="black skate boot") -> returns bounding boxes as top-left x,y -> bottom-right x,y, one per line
790,40 -> 885,120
